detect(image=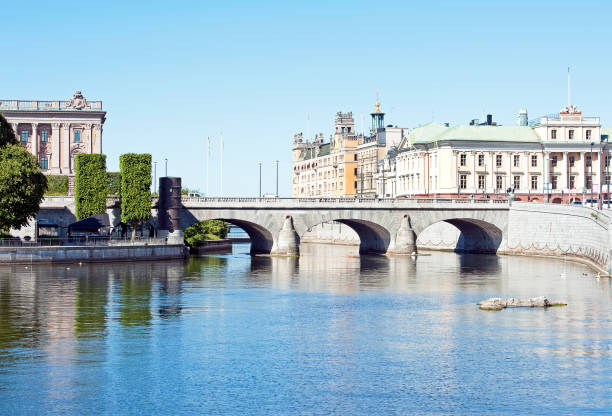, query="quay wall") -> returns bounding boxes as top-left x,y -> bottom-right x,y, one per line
0,244 -> 187,265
